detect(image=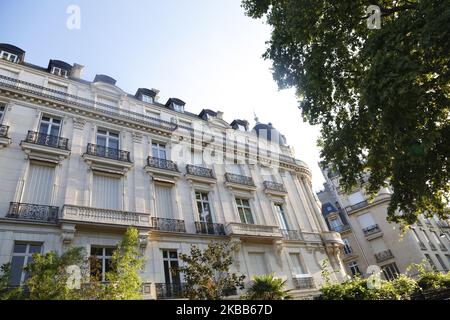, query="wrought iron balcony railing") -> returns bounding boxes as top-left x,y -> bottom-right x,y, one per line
0,74 -> 178,132
263,181 -> 287,193
186,164 -> 215,179
147,156 -> 179,172
155,283 -> 186,299
7,202 -> 59,223
362,224 -> 382,237
0,125 -> 9,137
151,217 -> 186,233
24,131 -> 69,150
195,221 -> 226,235
86,143 -> 131,162
292,276 -> 315,290
224,173 -> 255,186
375,249 -> 394,263
281,229 -> 303,241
